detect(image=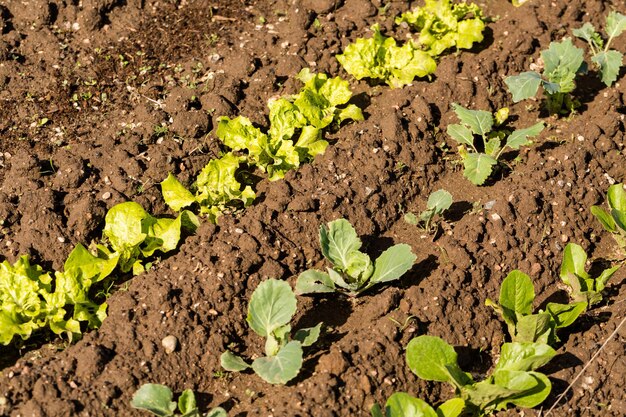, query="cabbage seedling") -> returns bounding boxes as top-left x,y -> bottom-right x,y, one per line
446,104 -> 544,185
131,384 -> 226,417
295,219 -> 417,296
573,11 -> 626,87
560,243 -> 620,306
404,335 -> 556,415
505,38 -> 586,114
591,183 -> 626,253
405,189 -> 453,233
486,270 -> 587,344
371,392 -> 464,417
220,279 -> 321,384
